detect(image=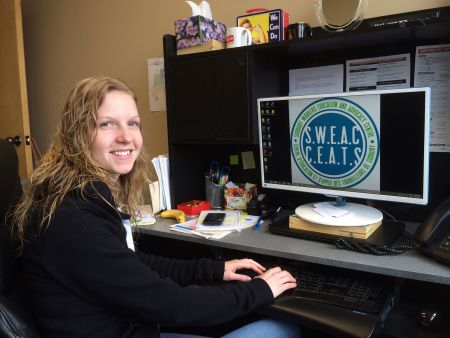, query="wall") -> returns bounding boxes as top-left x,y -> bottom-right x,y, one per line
21,0 -> 450,160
